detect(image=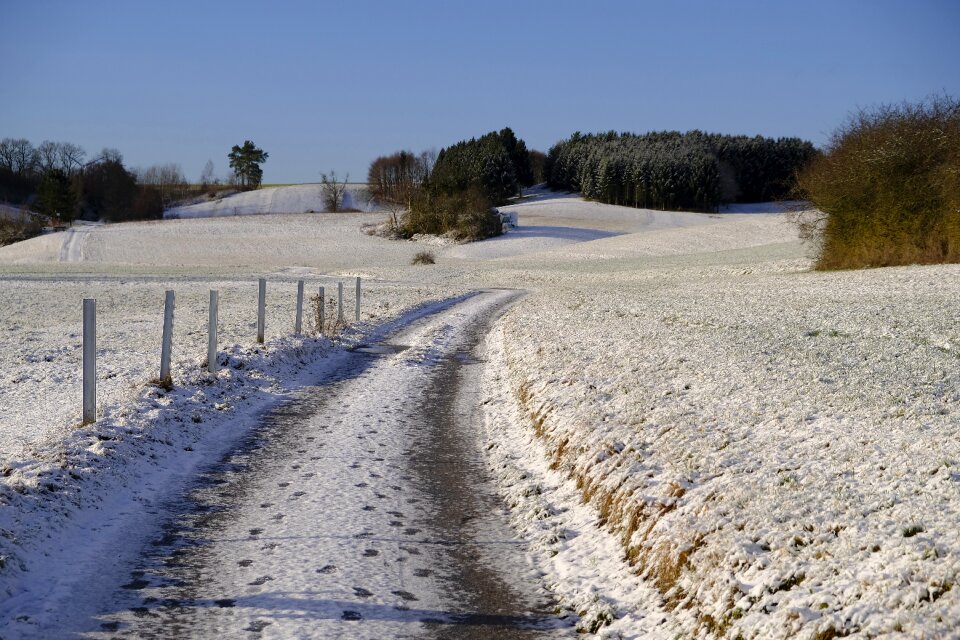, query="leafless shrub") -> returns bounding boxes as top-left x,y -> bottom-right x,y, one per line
411,250 -> 435,265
